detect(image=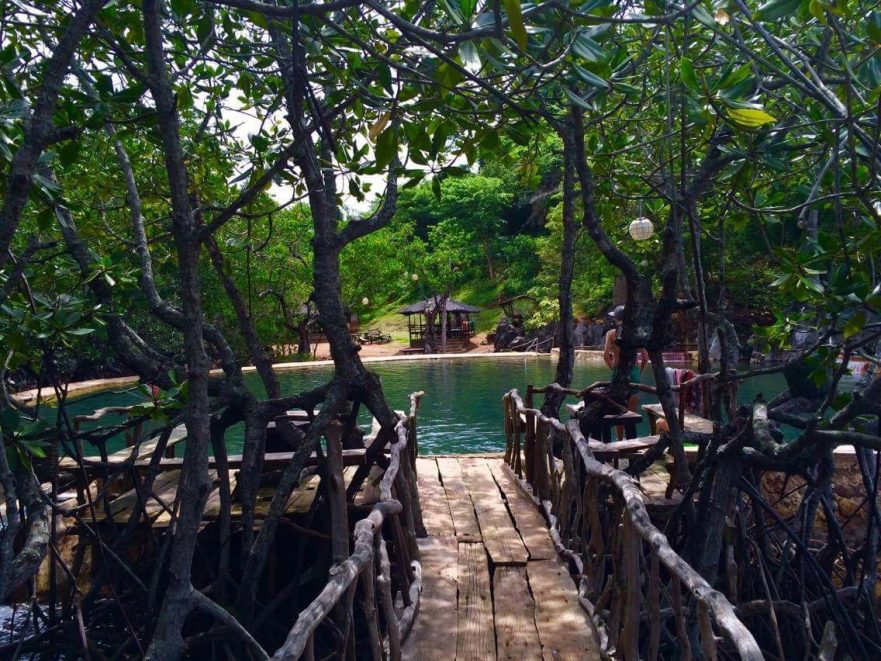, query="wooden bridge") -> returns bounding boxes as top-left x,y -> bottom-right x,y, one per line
405,455 -> 599,660
22,382 -> 764,660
